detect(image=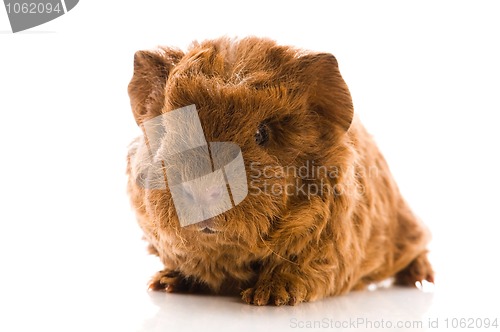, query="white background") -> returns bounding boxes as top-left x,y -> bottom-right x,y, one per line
1,1 -> 499,331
